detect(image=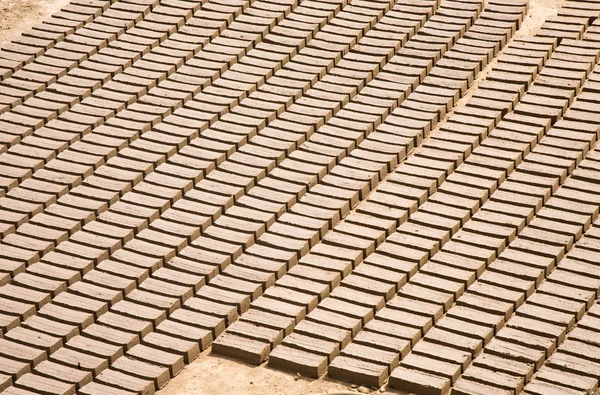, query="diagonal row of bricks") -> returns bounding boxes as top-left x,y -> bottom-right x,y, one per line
0,0 -> 200,120
322,24 -> 600,394
17,1 -> 502,392
0,0 -> 119,83
445,175 -> 600,394
520,298 -> 600,395
206,3 -> 600,386
213,8 -> 596,383
212,28 -> 561,379
0,0 -> 422,394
